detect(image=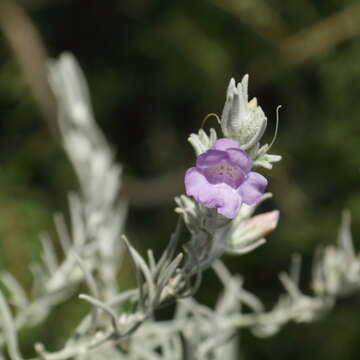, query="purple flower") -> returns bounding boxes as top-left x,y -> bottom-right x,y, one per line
185,138 -> 267,219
